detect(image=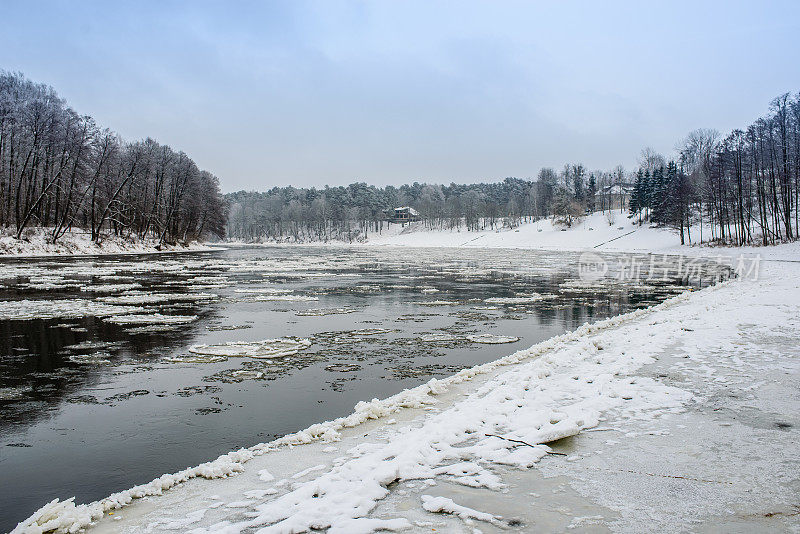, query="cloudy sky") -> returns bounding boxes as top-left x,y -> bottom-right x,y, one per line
1,1 -> 798,191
